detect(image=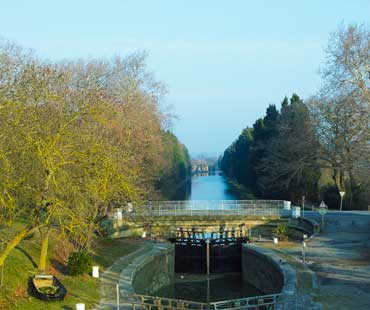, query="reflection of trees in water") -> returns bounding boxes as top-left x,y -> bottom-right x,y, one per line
152,274 -> 262,303
172,177 -> 192,200
193,172 -> 210,177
